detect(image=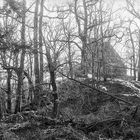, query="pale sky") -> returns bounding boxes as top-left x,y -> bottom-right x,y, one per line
0,0 -> 134,13
0,0 -> 139,58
